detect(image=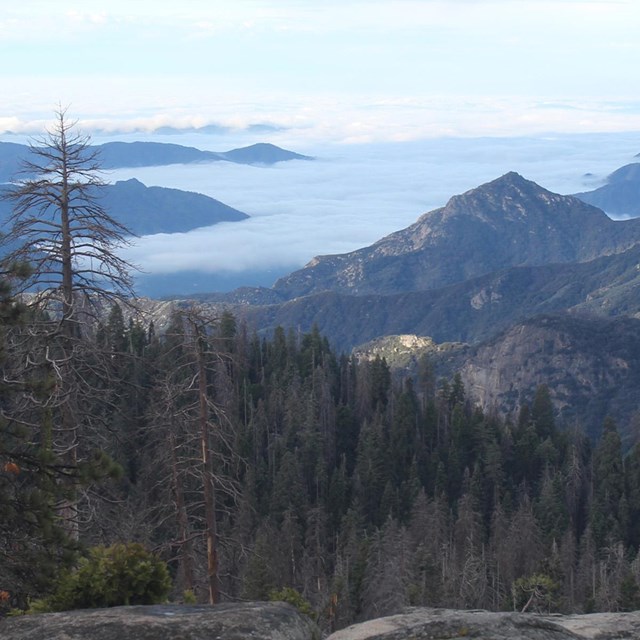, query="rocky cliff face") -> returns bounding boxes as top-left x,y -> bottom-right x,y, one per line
353,313 -> 640,438
326,607 -> 640,640
0,602 -> 320,640
457,314 -> 640,438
